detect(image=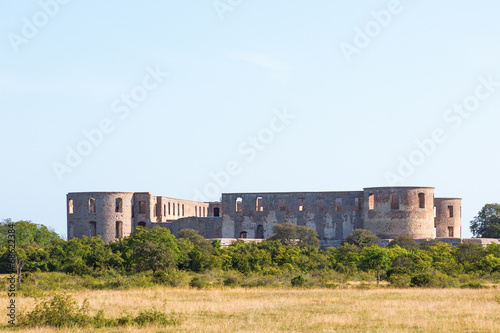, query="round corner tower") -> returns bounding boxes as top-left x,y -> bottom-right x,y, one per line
362,186 -> 435,239
67,192 -> 134,243
434,198 -> 461,238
